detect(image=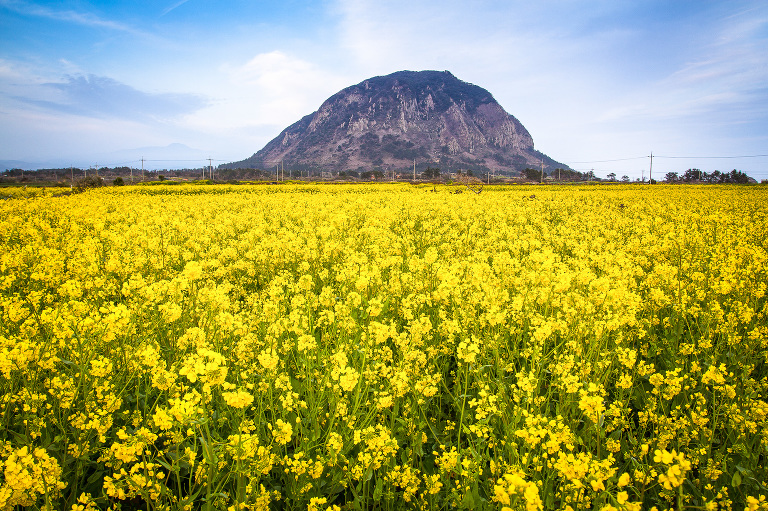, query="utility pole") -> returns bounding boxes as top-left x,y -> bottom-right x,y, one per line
413,159 -> 416,181
649,152 -> 653,184
141,157 -> 145,182
208,158 -> 213,181
540,159 -> 544,184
